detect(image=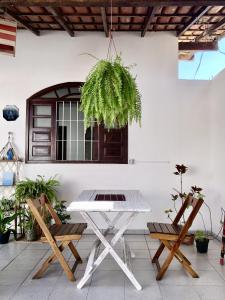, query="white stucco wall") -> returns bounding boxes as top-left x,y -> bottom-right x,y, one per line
209,70 -> 225,235
0,31 -> 212,229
